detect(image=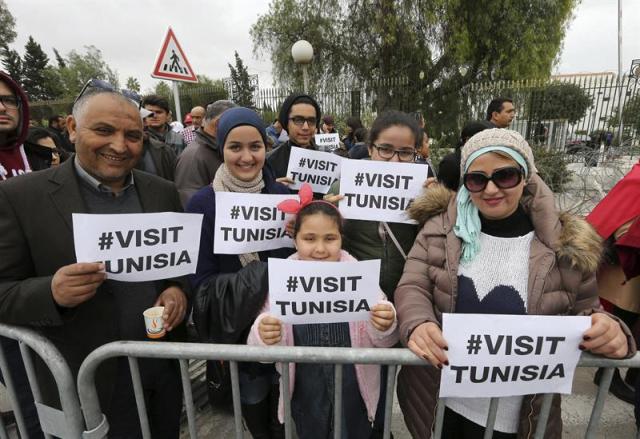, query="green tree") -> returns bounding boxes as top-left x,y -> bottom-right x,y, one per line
1,45 -> 22,81
177,75 -> 228,110
608,93 -> 640,138
251,0 -> 579,137
153,81 -> 171,97
22,36 -> 61,100
227,51 -> 256,107
57,45 -> 119,97
148,78 -> 227,119
529,82 -> 592,124
178,74 -> 216,92
0,0 -> 16,48
53,48 -> 66,68
126,76 -> 141,93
